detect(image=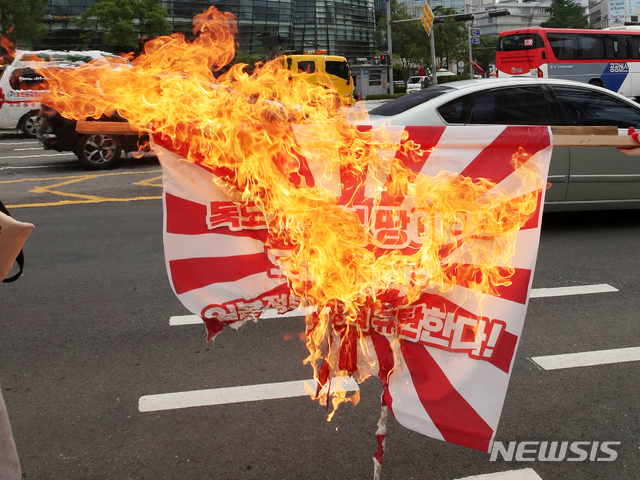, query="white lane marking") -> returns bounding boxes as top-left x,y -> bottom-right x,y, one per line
0,163 -> 73,171
531,346 -> 640,370
170,307 -> 312,326
14,147 -> 44,151
0,141 -> 41,146
138,377 -> 359,412
455,468 -> 543,480
0,153 -> 72,160
169,284 -> 618,326
529,283 -> 617,298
